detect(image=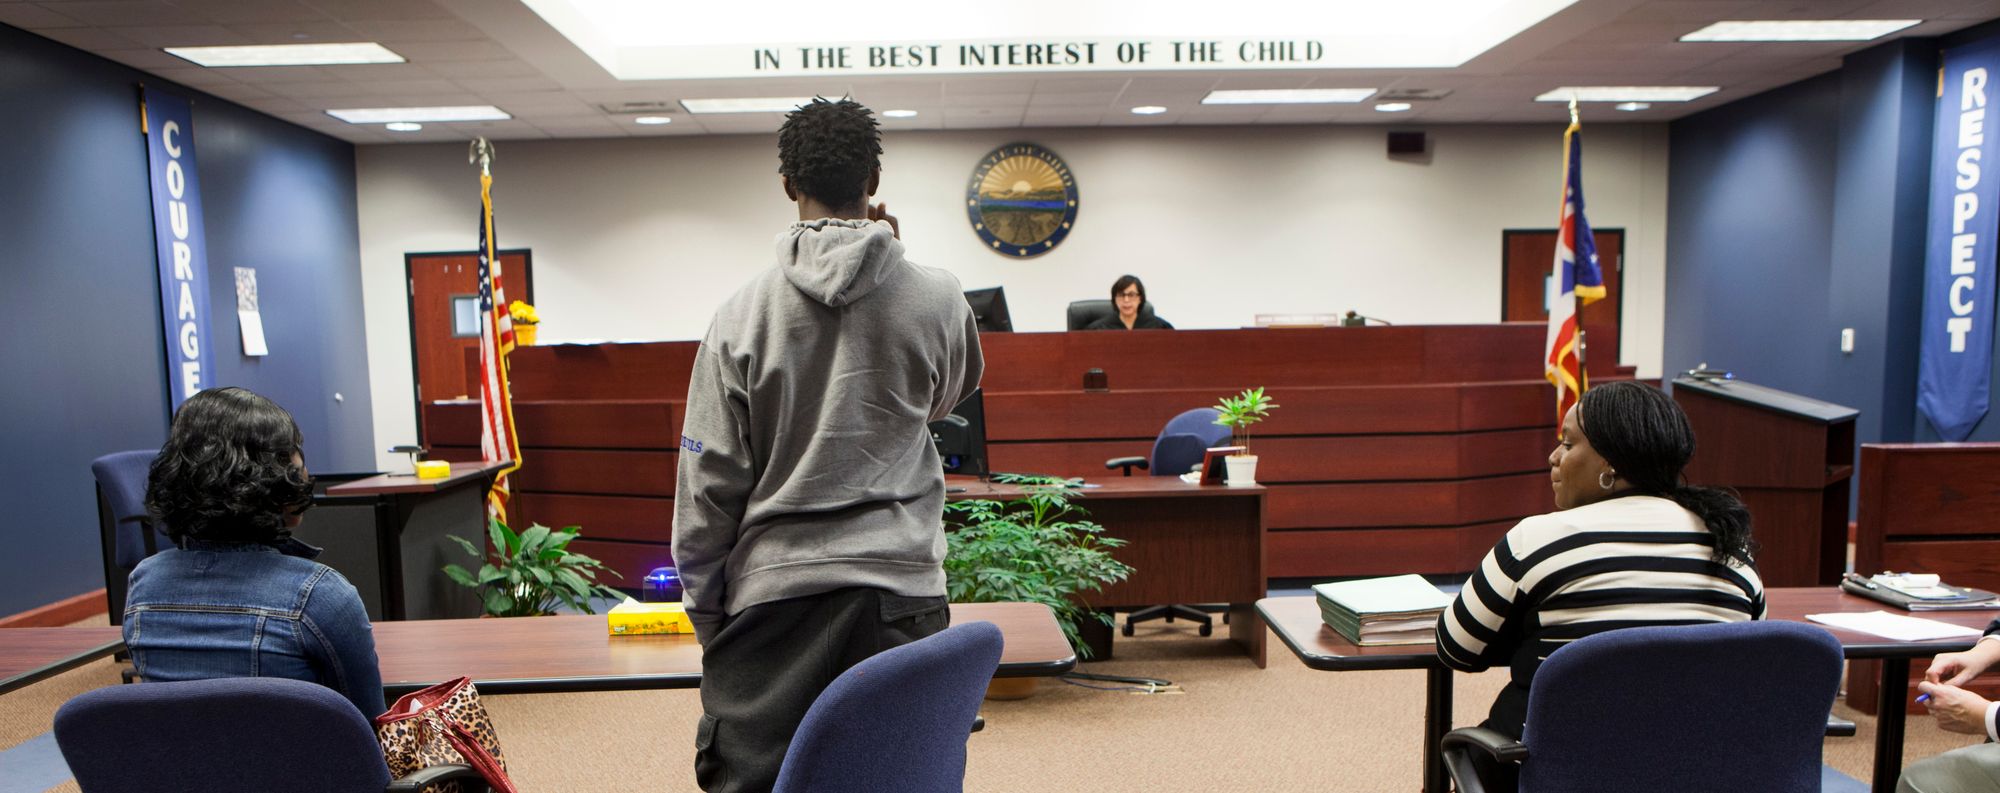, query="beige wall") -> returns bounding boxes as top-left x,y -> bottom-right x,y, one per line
357,123 -> 1669,470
